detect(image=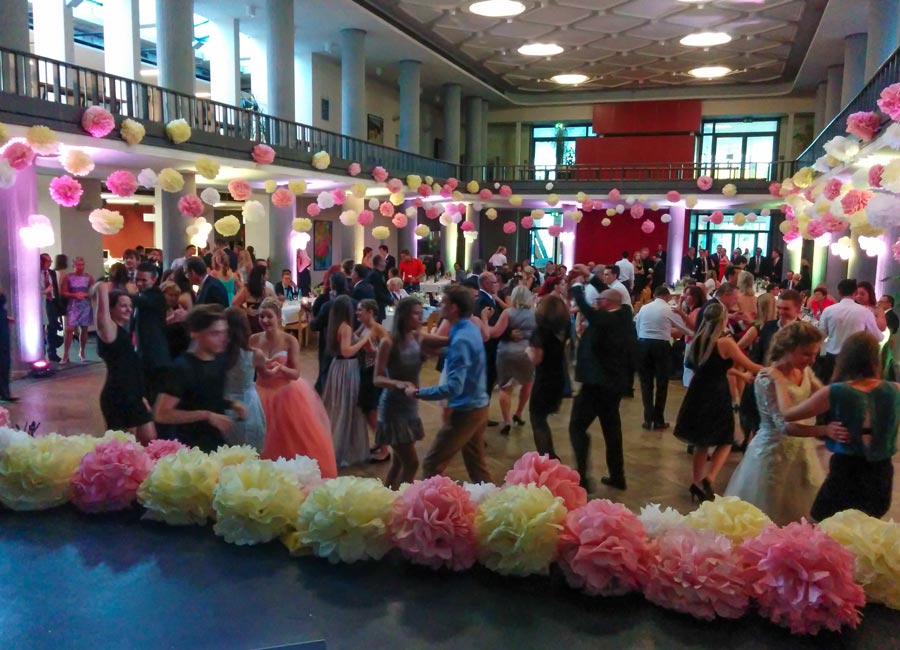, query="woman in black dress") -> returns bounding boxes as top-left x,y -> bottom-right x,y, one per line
674,302 -> 760,501
95,282 -> 155,443
527,293 -> 570,459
